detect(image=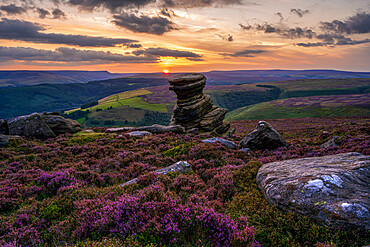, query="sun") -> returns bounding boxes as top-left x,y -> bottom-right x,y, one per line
163,69 -> 169,74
